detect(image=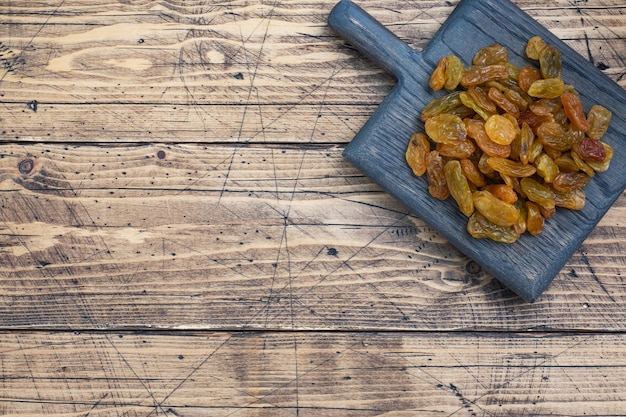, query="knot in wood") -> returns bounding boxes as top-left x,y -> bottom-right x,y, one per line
18,158 -> 34,175
465,260 -> 482,275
